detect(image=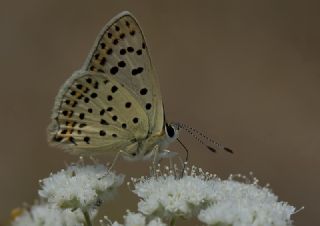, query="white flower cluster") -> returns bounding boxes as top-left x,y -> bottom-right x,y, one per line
11,162 -> 124,226
134,172 -> 216,218
198,179 -> 295,226
11,204 -> 85,226
101,212 -> 167,226
128,166 -> 296,226
39,164 -> 124,211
